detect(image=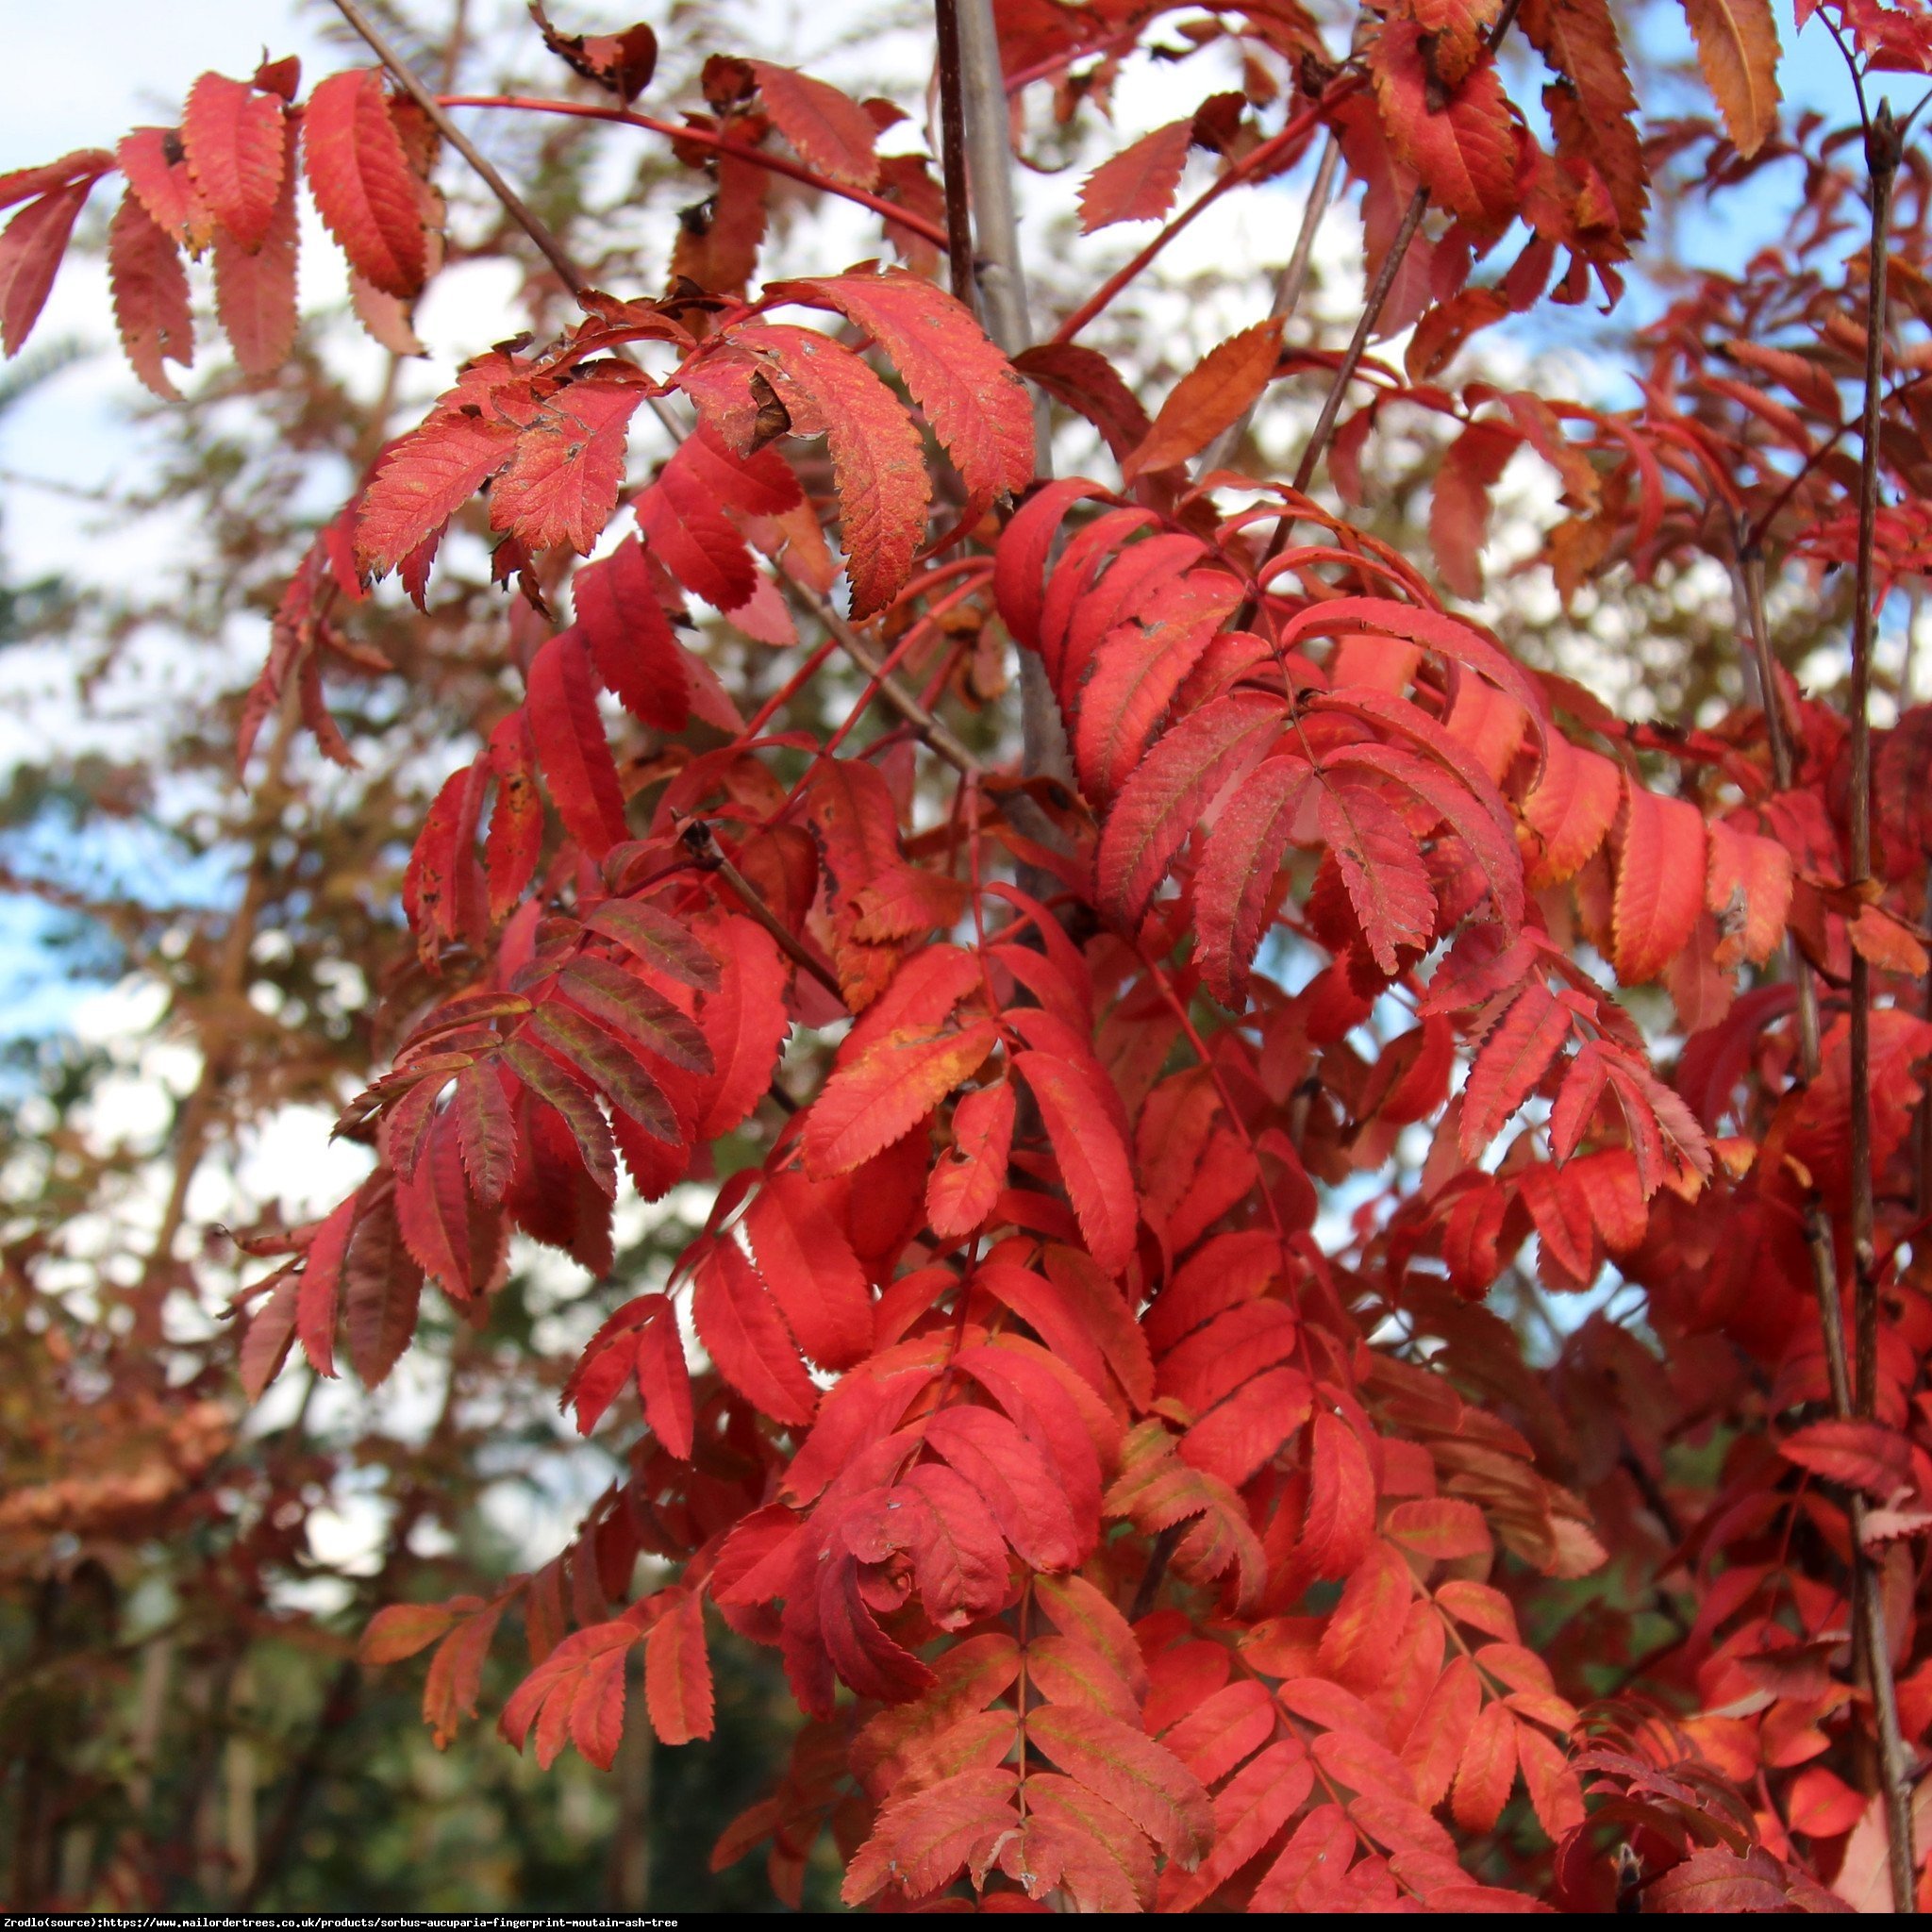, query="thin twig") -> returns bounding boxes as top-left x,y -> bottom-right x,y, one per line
680,821 -> 845,1001
1849,102 -> 1900,1427
436,93 -> 950,251
333,0 -> 588,294
1230,184 -> 1428,630
1199,130 -> 1341,477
